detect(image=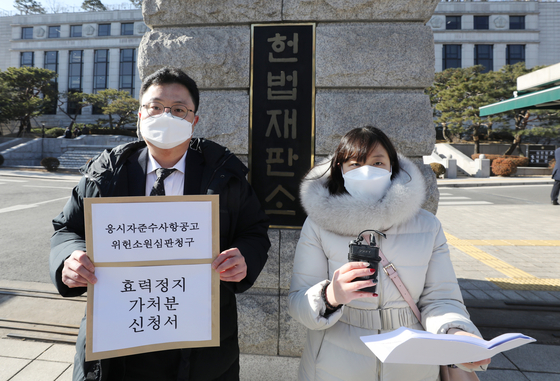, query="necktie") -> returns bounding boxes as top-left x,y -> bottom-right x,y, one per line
150,168 -> 176,196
